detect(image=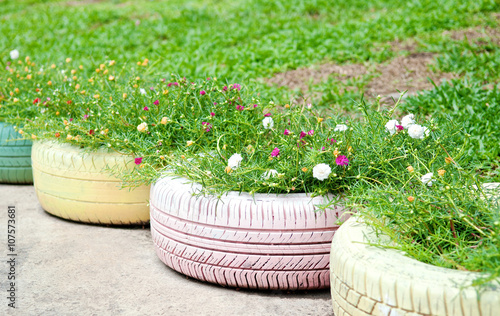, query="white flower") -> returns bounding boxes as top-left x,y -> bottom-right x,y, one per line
140,88 -> 146,95
385,120 -> 399,135
334,124 -> 348,132
262,169 -> 278,179
408,124 -> 429,139
10,49 -> 19,60
421,172 -> 434,187
227,153 -> 243,169
401,114 -> 415,129
313,163 -> 331,181
262,117 -> 274,129
137,122 -> 148,132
